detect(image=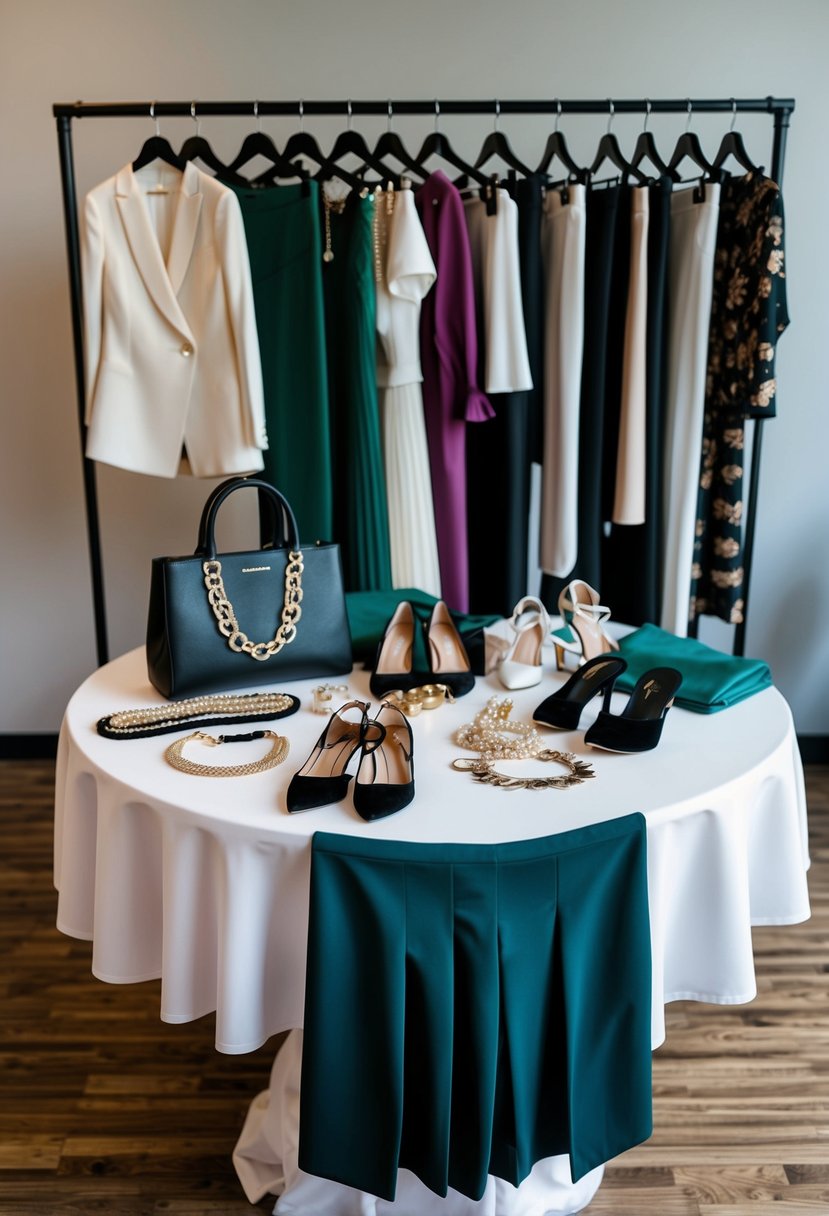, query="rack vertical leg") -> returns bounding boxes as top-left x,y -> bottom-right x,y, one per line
56,115 -> 109,666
